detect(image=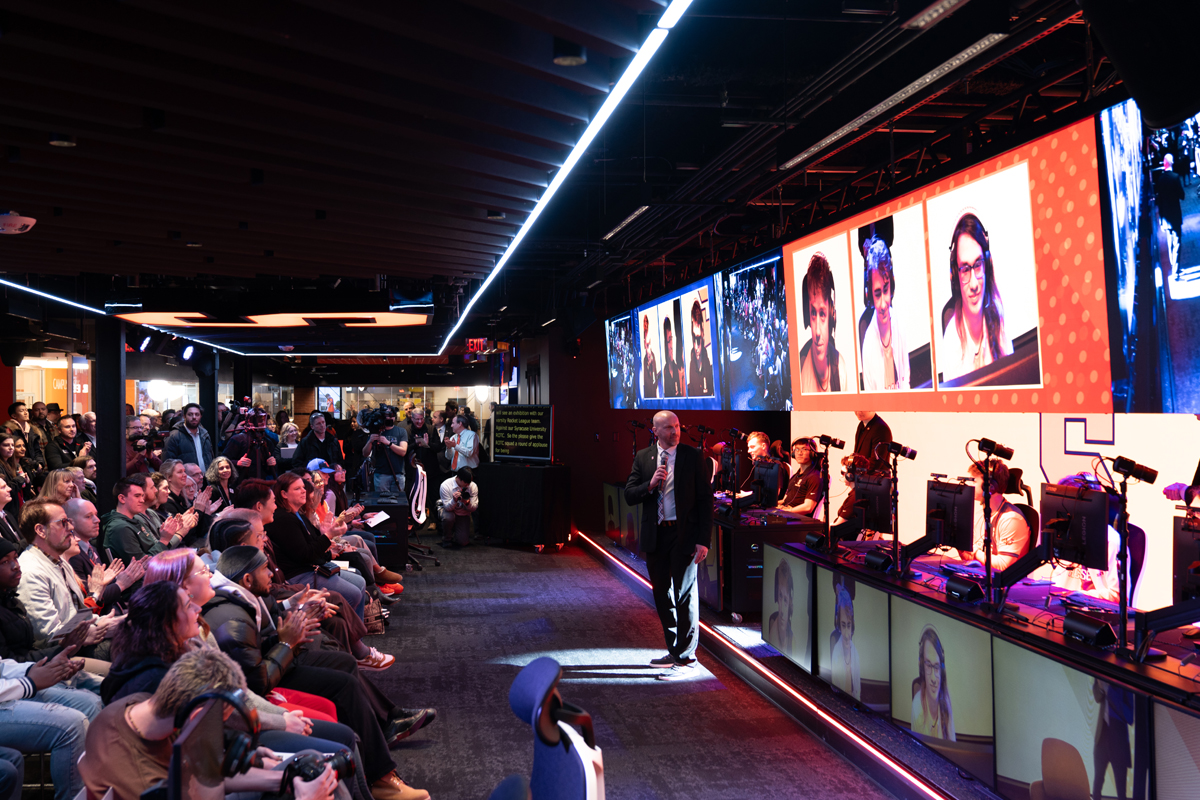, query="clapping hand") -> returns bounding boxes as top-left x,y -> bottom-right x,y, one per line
87,559 -> 125,594
27,645 -> 82,690
115,555 -> 148,591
